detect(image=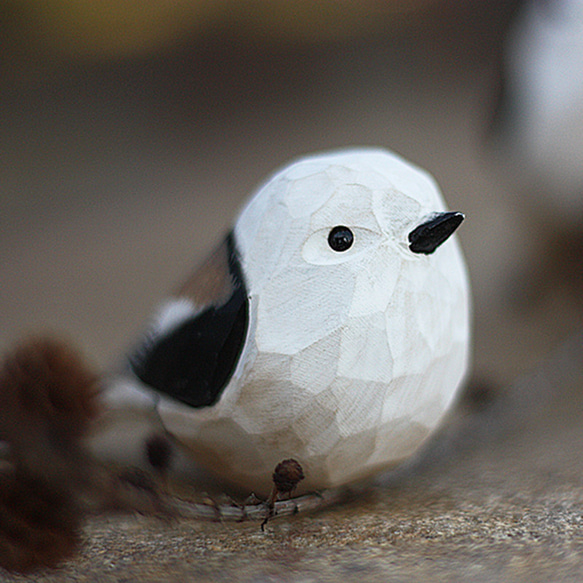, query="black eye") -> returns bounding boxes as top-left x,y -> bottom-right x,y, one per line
328,226 -> 354,252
